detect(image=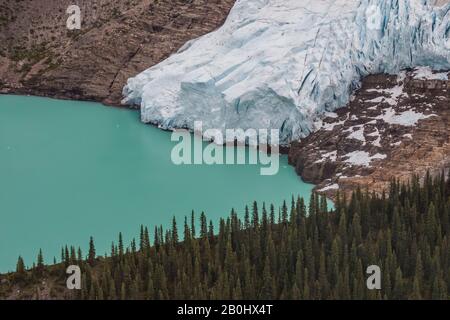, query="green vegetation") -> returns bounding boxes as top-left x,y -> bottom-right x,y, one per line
1,172 -> 449,300
10,44 -> 48,62
43,55 -> 62,72
0,16 -> 8,27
